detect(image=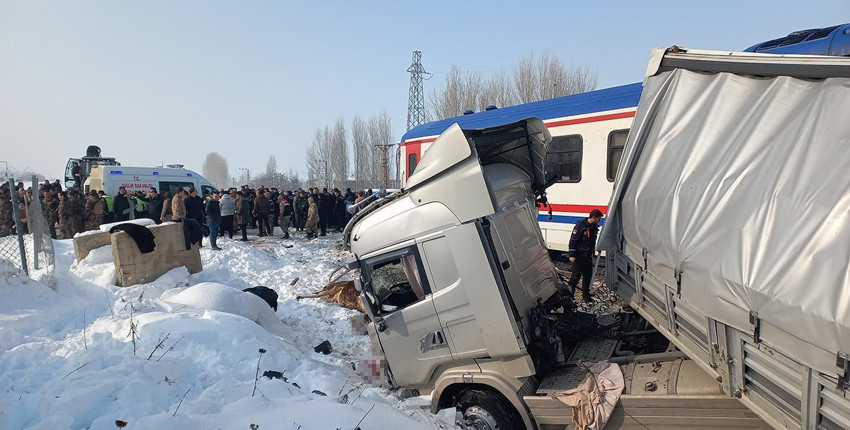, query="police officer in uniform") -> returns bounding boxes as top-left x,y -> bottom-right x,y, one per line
568,209 -> 603,302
